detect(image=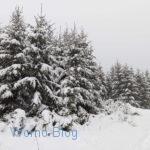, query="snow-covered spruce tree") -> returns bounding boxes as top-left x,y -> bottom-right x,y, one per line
0,7 -> 27,116
97,65 -> 107,100
145,71 -> 150,96
106,62 -> 123,100
145,71 -> 150,107
106,62 -> 138,106
22,13 -> 61,116
120,65 -> 139,105
55,28 -> 103,123
134,70 -> 150,108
